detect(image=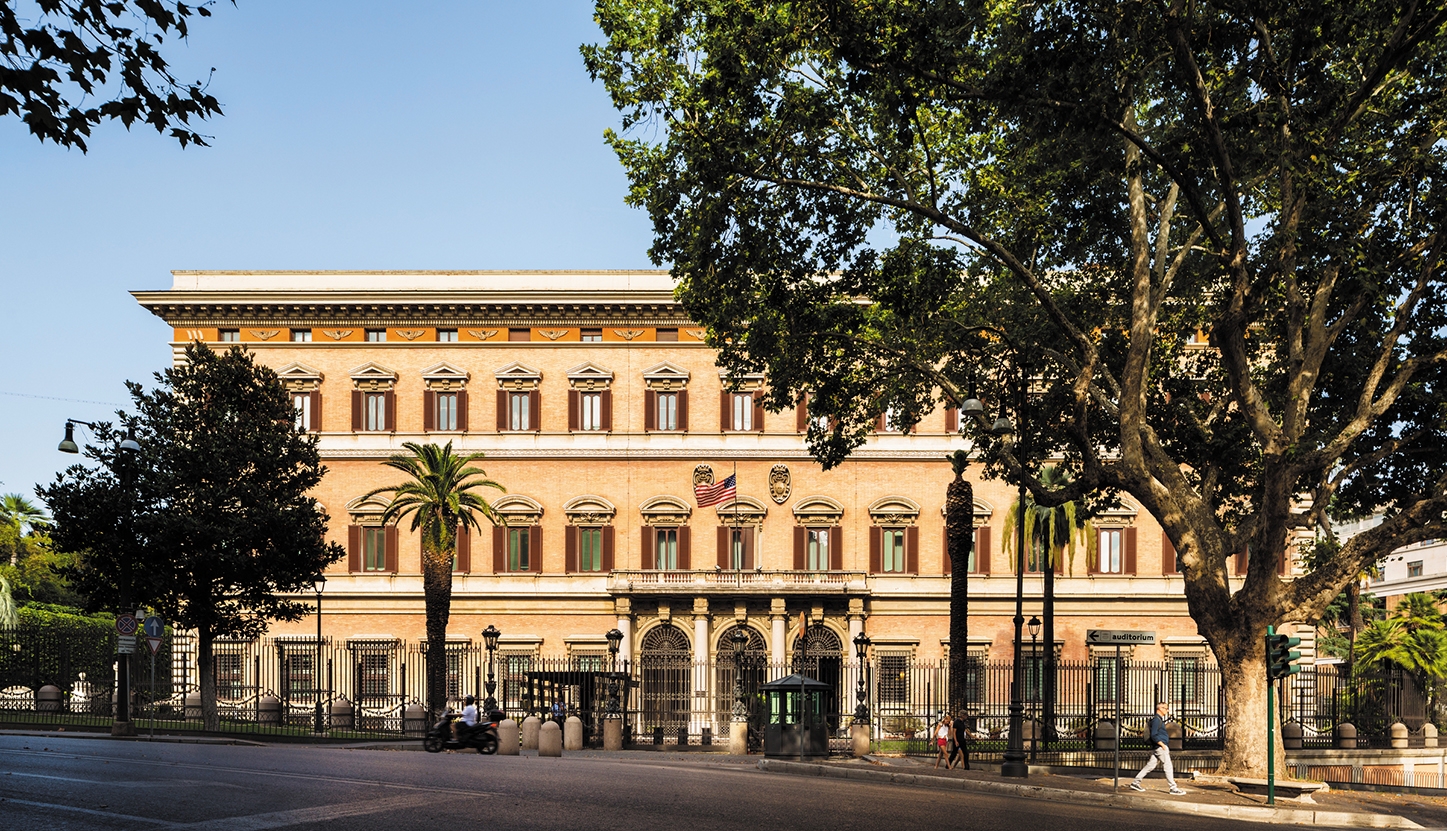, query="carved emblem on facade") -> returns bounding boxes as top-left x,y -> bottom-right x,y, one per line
321,329 -> 354,340
394,329 -> 426,341
466,329 -> 499,340
684,328 -> 708,340
692,464 -> 714,488
249,329 -> 280,341
769,464 -> 791,504
538,329 -> 569,340
613,329 -> 644,341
